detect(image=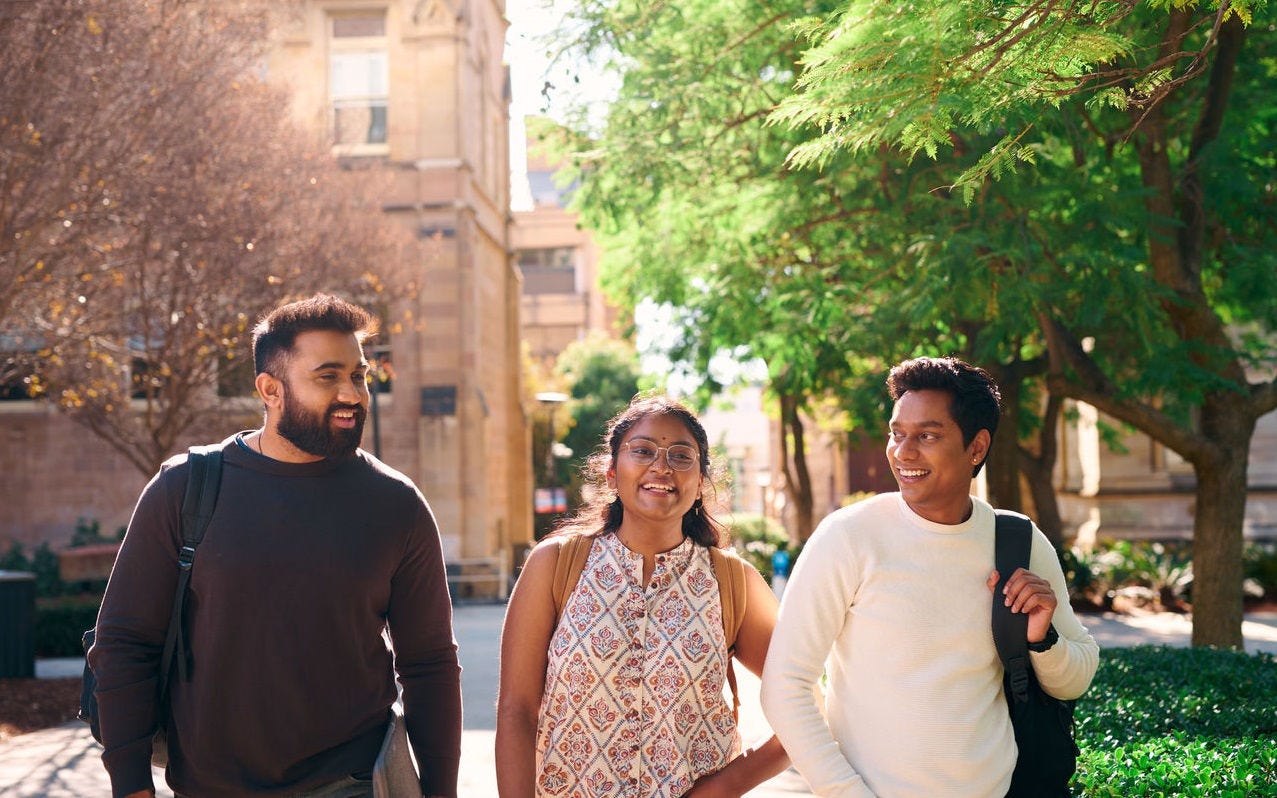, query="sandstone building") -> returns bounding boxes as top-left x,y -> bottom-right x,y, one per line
1,0 -> 532,592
